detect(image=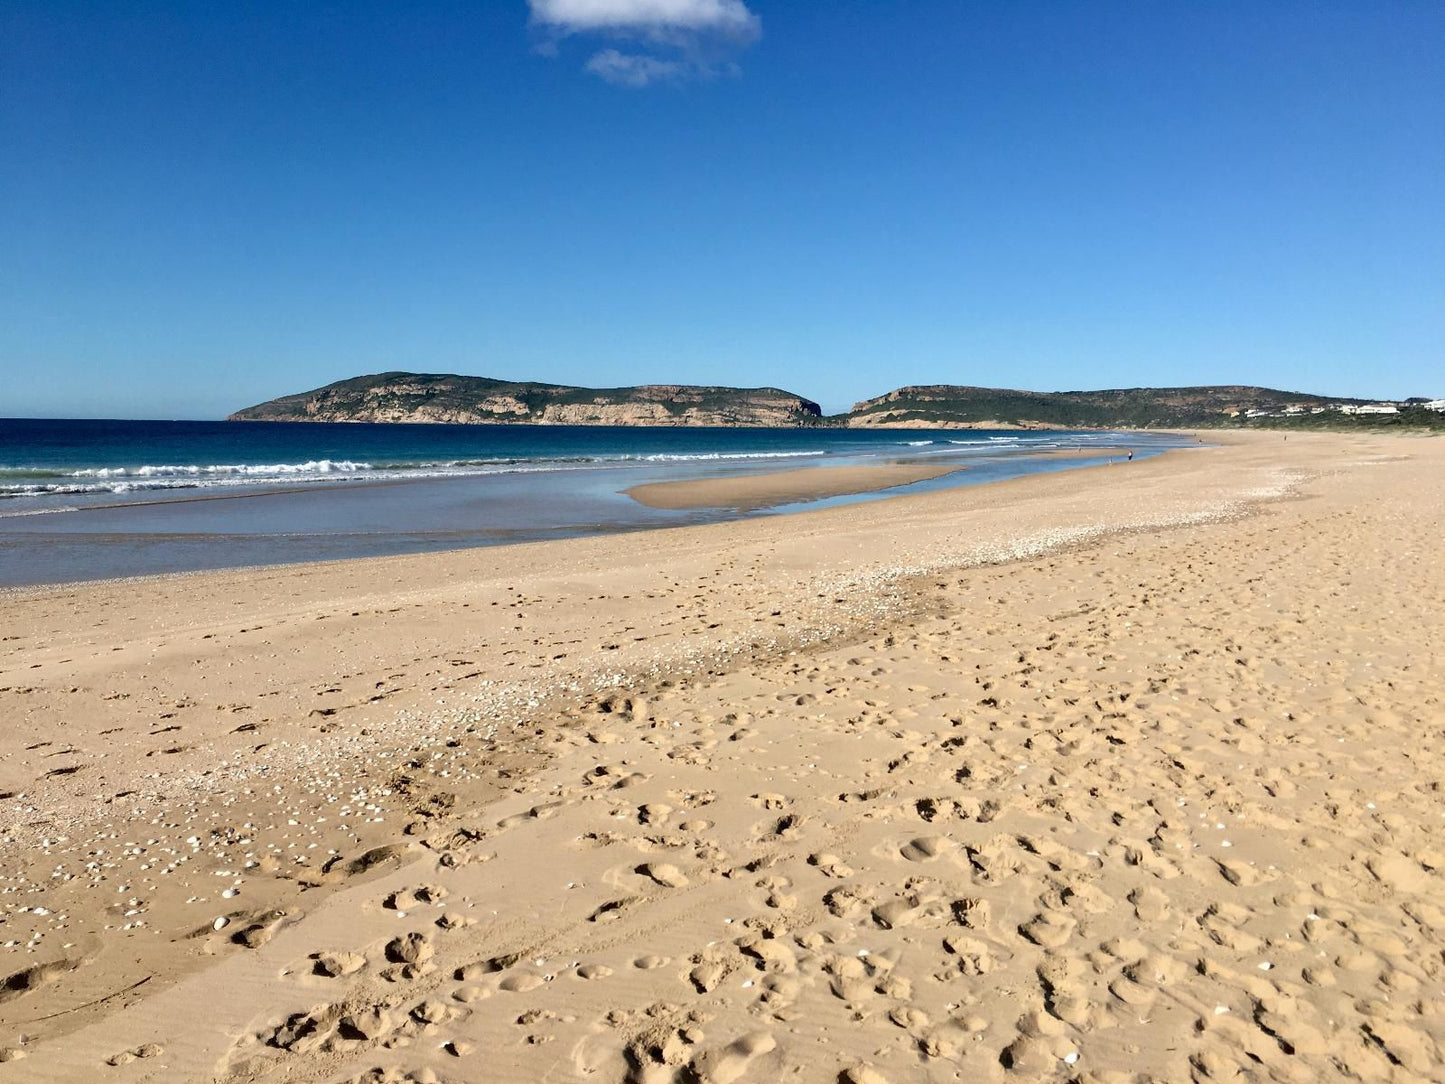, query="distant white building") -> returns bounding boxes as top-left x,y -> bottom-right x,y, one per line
1337,404 -> 1399,415
1424,399 -> 1445,411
